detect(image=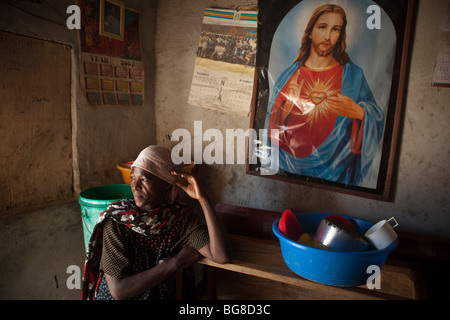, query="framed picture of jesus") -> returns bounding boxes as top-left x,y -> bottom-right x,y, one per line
247,0 -> 416,201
